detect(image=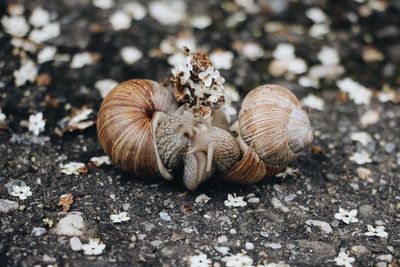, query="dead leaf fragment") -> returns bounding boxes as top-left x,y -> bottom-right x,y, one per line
59,193 -> 74,212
